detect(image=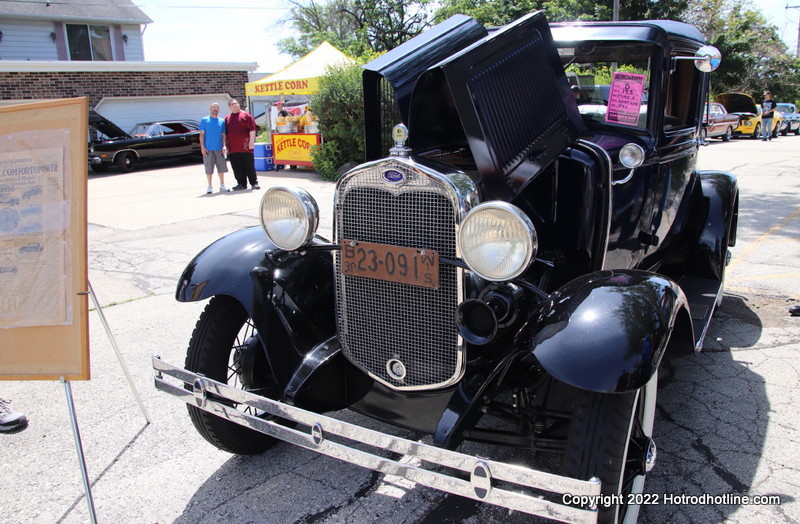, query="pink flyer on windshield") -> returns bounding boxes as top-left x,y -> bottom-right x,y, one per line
605,72 -> 647,126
